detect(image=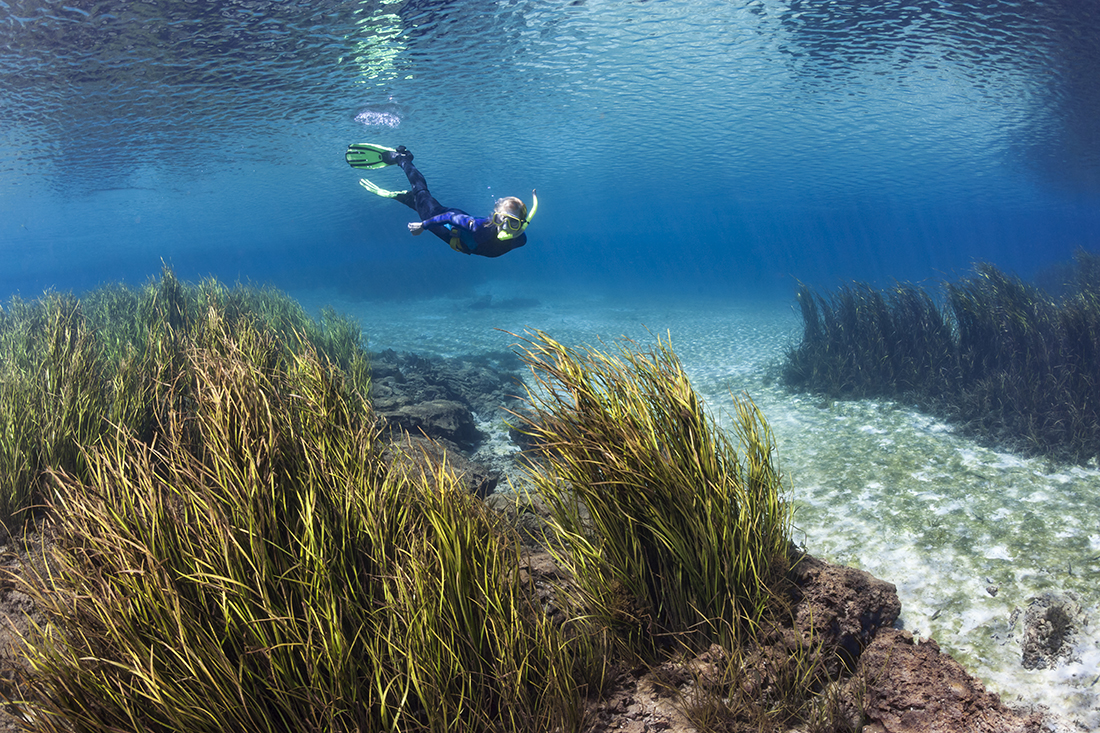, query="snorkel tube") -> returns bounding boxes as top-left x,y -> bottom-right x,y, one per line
496,190 -> 538,240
